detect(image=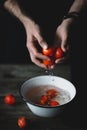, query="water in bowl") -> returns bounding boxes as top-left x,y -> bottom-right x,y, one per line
25,85 -> 71,106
